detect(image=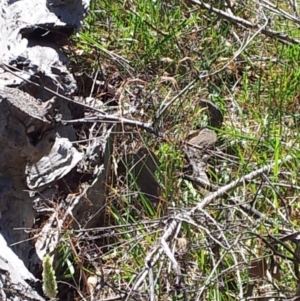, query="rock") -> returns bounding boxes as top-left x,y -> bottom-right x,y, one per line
0,0 -> 90,298
0,234 -> 45,301
188,128 -> 218,148
198,99 -> 223,129
119,147 -> 161,204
